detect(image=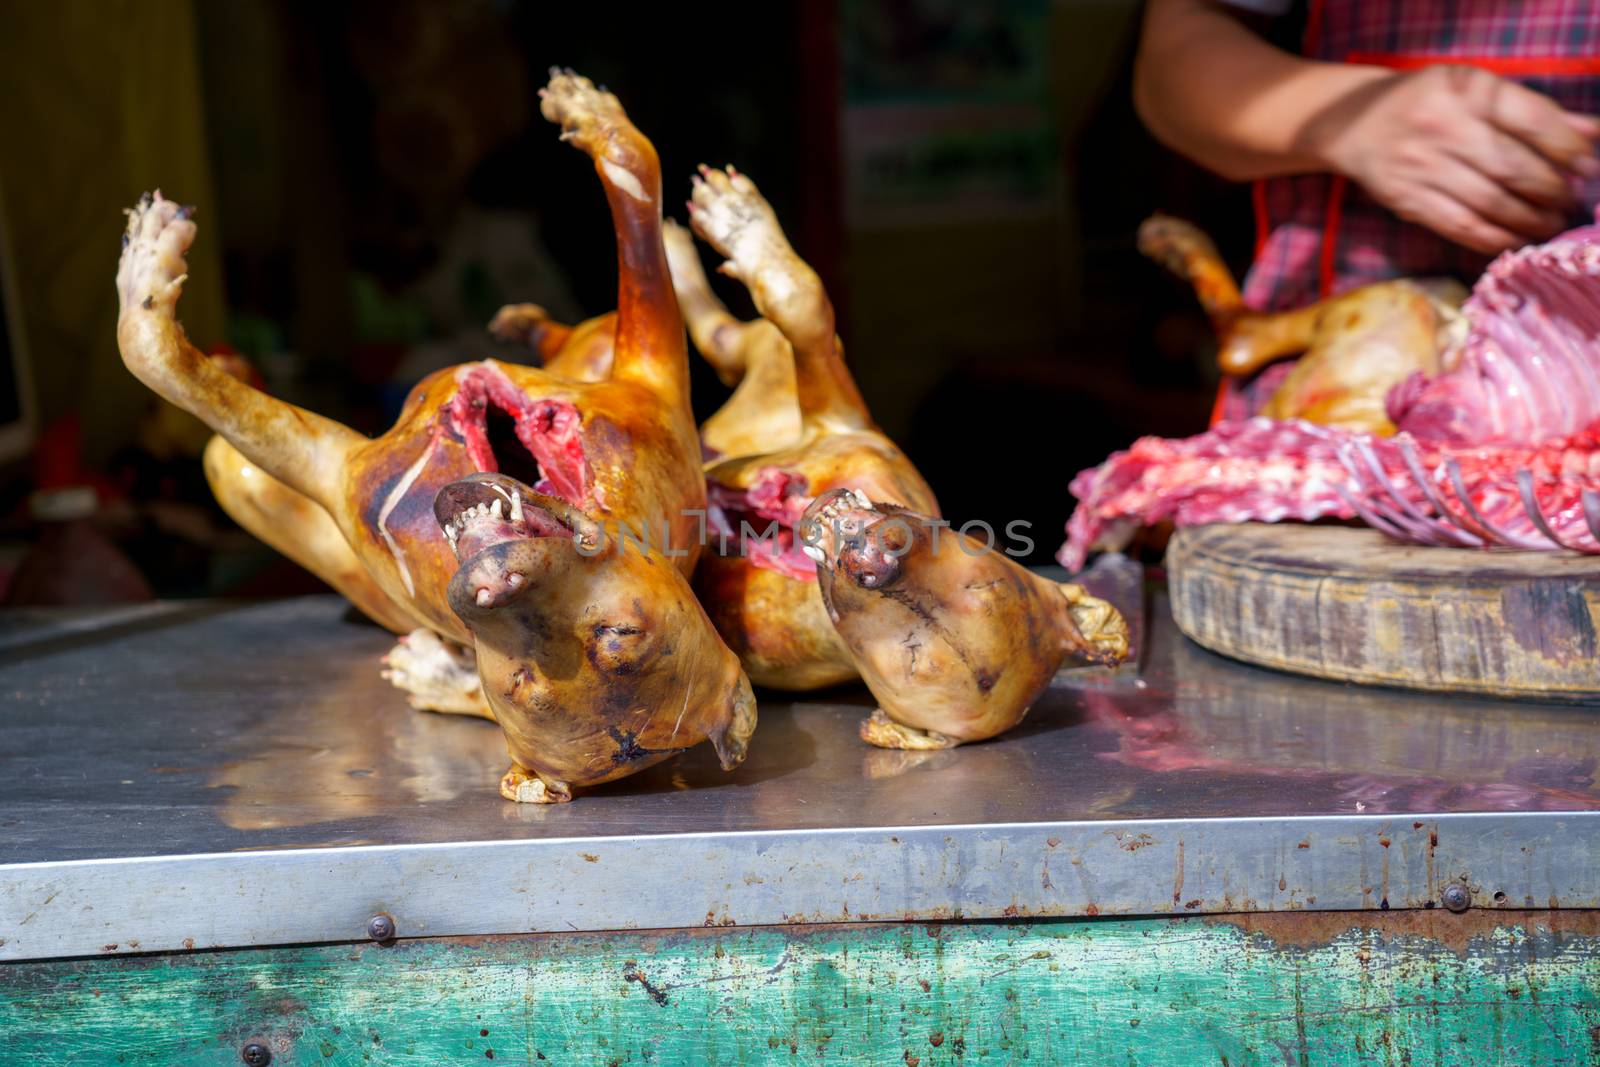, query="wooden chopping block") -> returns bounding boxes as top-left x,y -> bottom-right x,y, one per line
1166,523 -> 1600,701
